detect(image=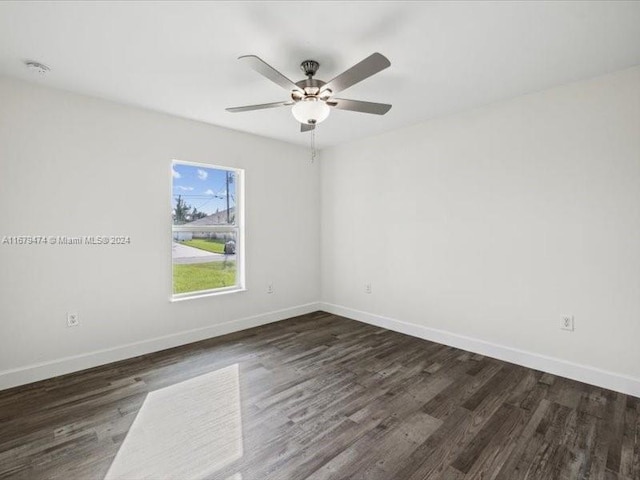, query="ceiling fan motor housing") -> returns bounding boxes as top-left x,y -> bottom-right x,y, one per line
292,77 -> 330,101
